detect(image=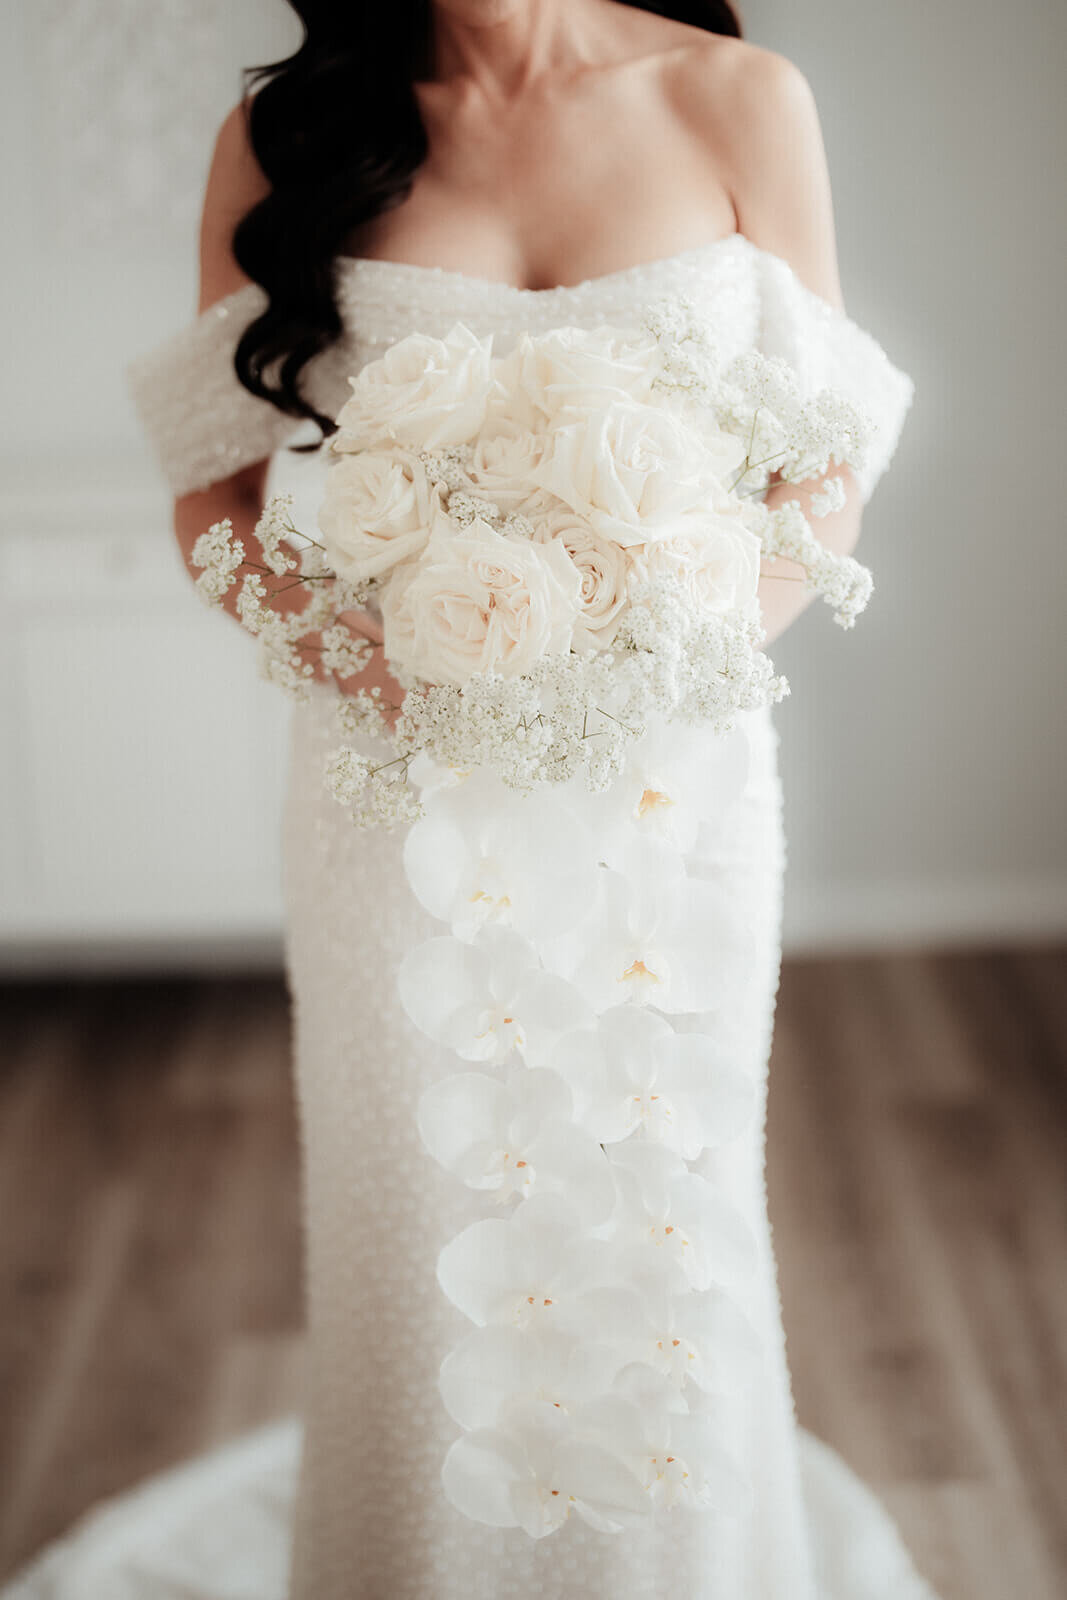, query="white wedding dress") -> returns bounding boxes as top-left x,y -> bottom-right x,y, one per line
3,235 -> 936,1600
